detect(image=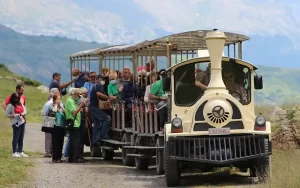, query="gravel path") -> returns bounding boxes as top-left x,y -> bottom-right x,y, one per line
22,123 -> 256,188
